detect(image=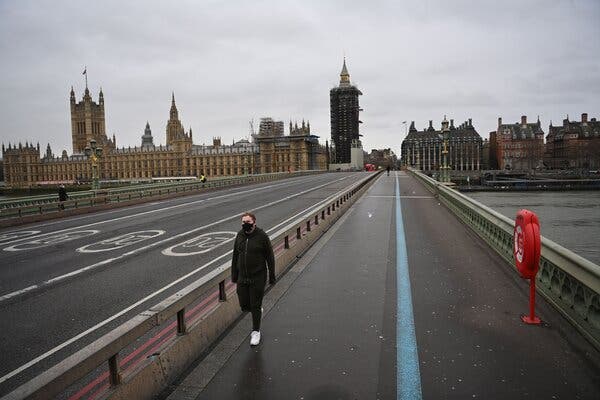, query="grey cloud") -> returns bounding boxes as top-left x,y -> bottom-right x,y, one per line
1,0 -> 599,154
